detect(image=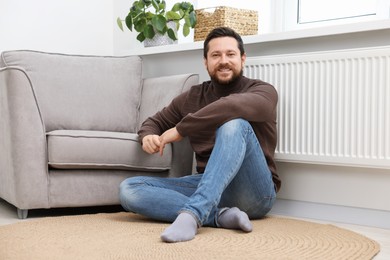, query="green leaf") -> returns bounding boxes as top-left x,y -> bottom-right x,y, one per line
188,4 -> 194,13
167,28 -> 177,41
142,0 -> 152,6
151,0 -> 159,11
125,14 -> 133,31
159,0 -> 166,10
181,2 -> 190,10
184,16 -> 190,27
171,3 -> 180,12
188,12 -> 196,27
136,1 -> 144,9
151,14 -> 166,32
136,32 -> 146,42
160,26 -> 167,34
166,10 -> 181,20
117,17 -> 124,31
134,18 -> 147,32
130,6 -> 141,17
159,3 -> 165,10
183,24 -> 190,37
145,11 -> 155,20
137,34 -> 146,42
144,24 -> 156,39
